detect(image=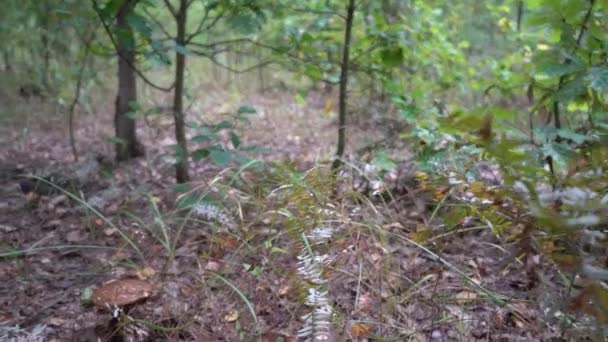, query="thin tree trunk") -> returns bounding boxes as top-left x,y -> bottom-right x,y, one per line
173,0 -> 190,183
257,48 -> 265,93
331,0 -> 356,171
516,1 -> 524,32
68,32 -> 96,162
115,0 -> 144,161
41,0 -> 51,90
